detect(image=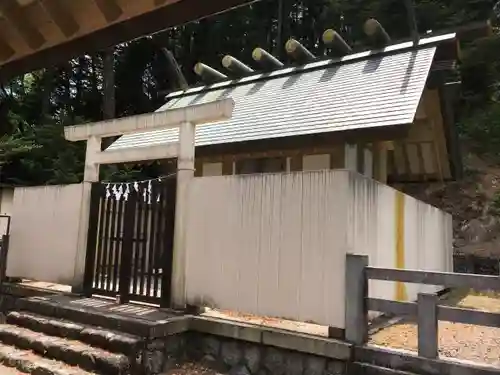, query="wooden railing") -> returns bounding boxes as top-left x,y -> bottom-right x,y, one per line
345,254 -> 500,359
